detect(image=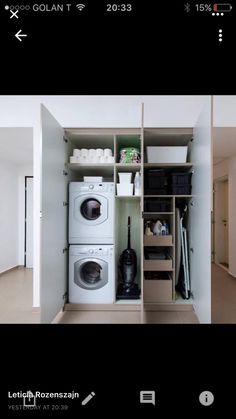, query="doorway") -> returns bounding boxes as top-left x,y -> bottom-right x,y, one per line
213,176 -> 229,270
25,176 -> 33,268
